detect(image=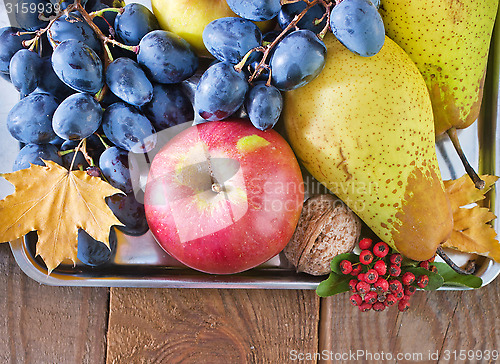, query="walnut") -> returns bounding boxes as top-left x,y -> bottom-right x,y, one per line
284,194 -> 362,276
